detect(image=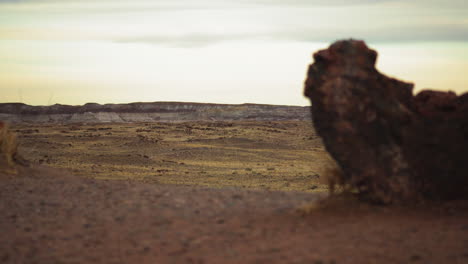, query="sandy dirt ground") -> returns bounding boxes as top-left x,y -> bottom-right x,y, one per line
2,121 -> 468,263
1,166 -> 468,264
